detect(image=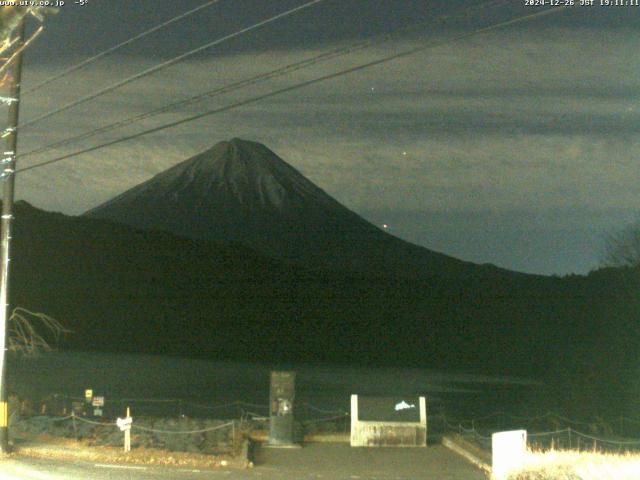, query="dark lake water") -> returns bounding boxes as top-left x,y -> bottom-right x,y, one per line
7,351 -> 540,422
